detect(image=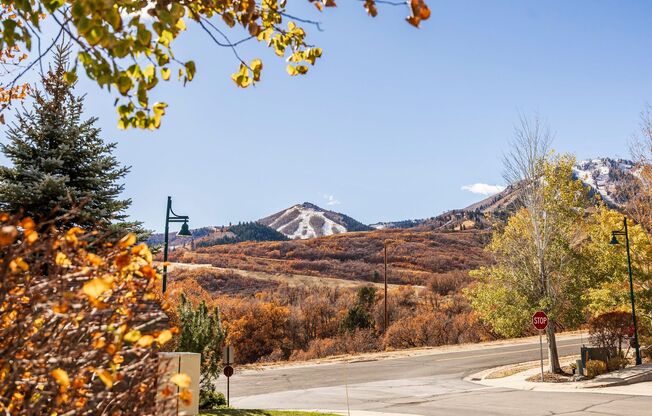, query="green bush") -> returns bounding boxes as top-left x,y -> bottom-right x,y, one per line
586,360 -> 607,378
199,389 -> 227,410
